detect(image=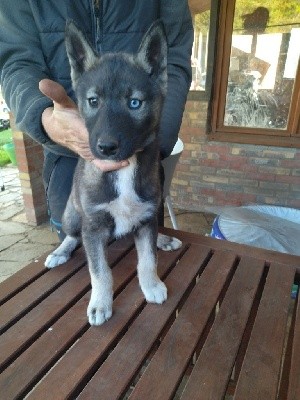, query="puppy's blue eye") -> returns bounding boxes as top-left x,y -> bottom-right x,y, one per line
128,98 -> 142,110
88,97 -> 99,107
